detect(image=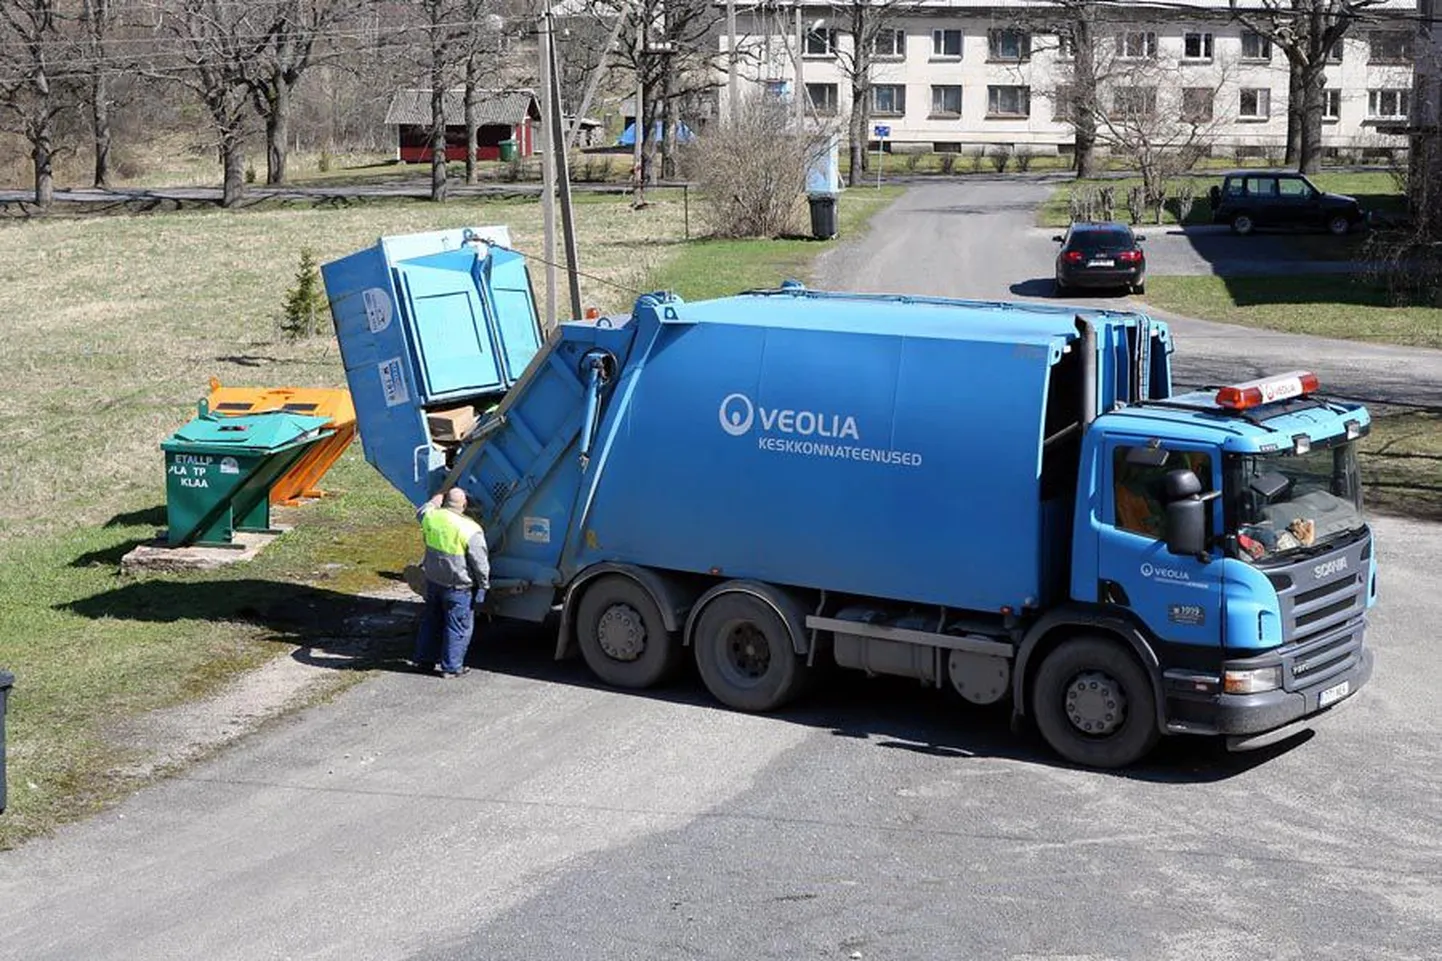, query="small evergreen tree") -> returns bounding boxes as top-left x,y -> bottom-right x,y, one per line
281,247 -> 328,339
